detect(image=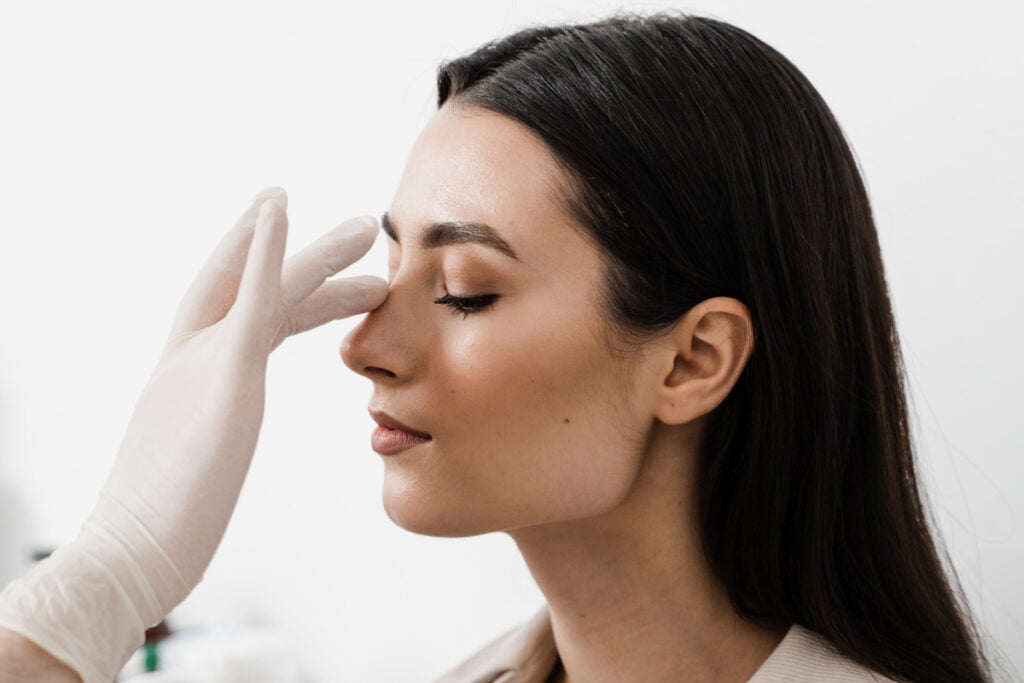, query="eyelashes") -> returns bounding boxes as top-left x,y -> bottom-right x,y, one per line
387,250 -> 499,319
433,292 -> 499,318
